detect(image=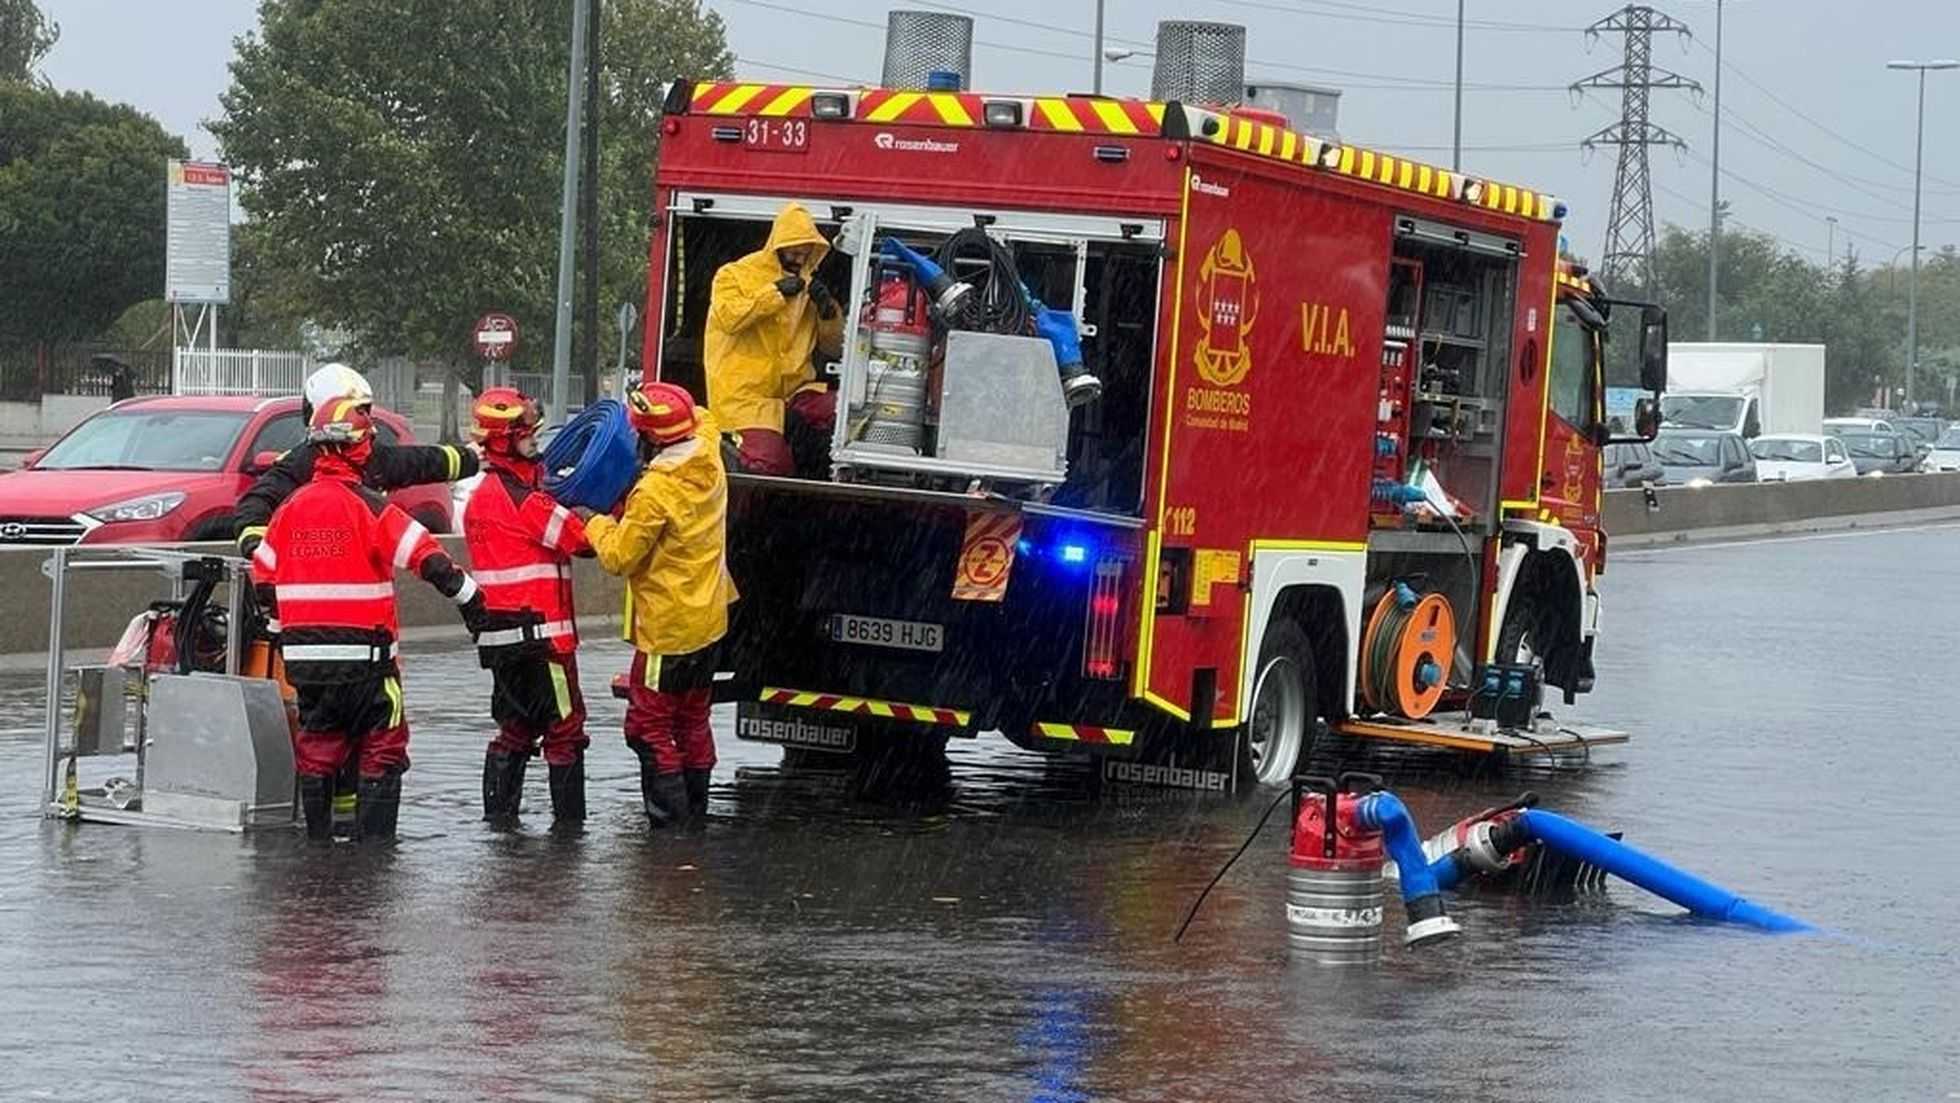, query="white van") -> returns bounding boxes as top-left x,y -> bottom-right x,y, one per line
1822,416 -> 1895,435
